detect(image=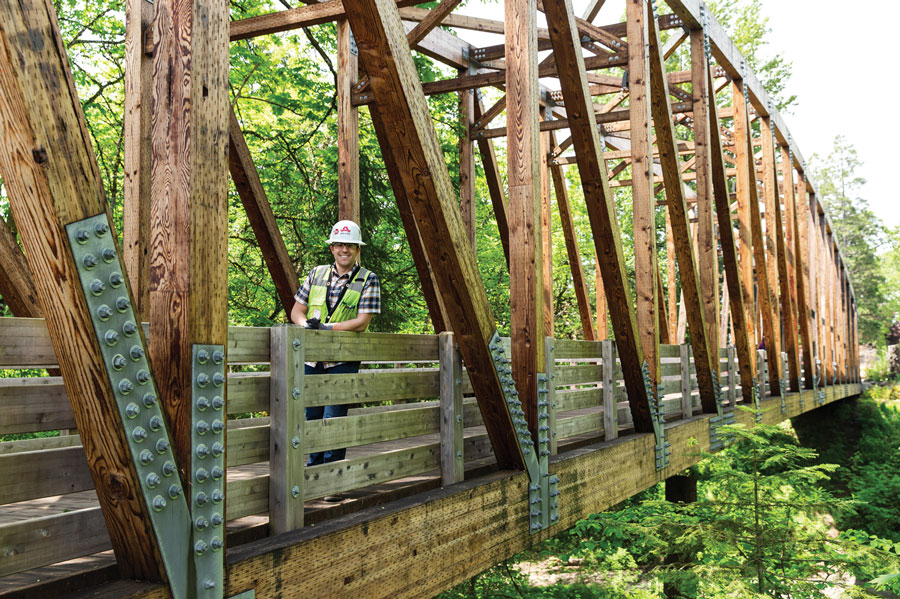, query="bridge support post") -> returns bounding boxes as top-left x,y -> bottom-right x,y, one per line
440,331 -> 465,485
665,471 -> 697,504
